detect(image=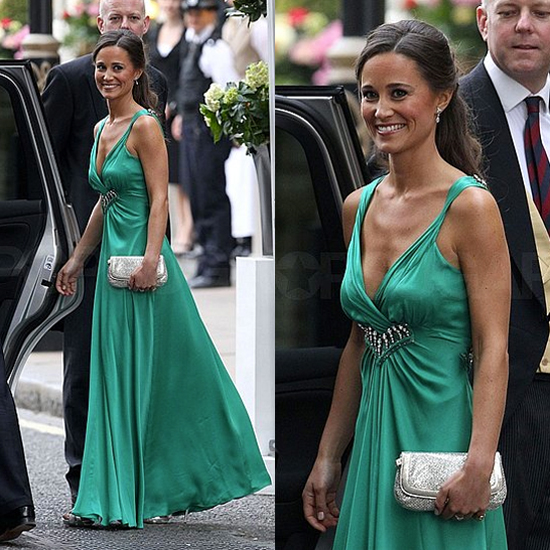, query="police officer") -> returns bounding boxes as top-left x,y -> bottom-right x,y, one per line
172,0 -> 239,288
